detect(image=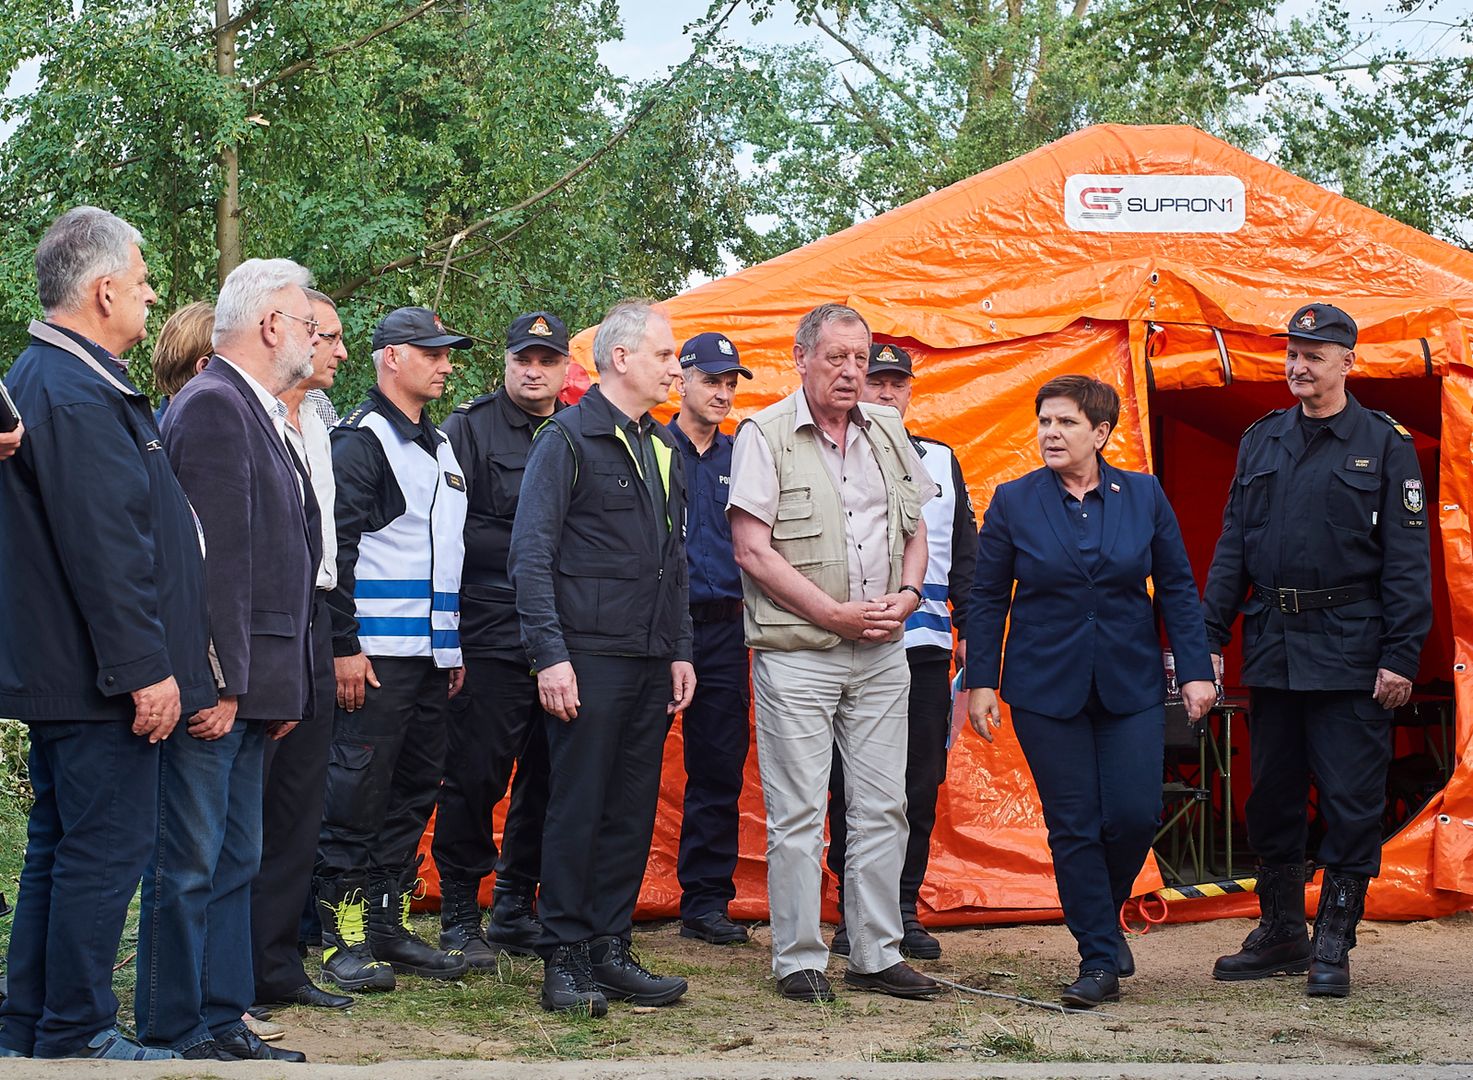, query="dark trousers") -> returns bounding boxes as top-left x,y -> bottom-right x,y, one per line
136,720 -> 267,1051
251,591 -> 334,1001
0,722 -> 159,1058
828,653 -> 951,911
676,617 -> 751,920
1246,688 -> 1393,877
316,657 -> 450,889
430,654 -> 549,887
1012,690 -> 1164,974
539,653 -> 672,950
